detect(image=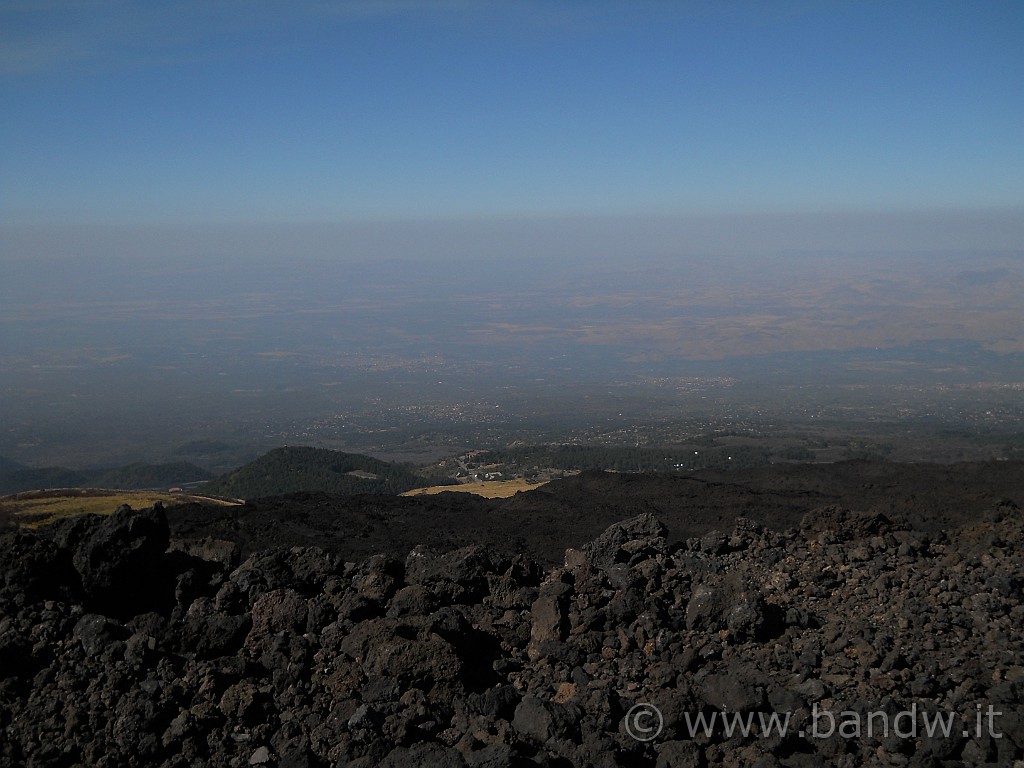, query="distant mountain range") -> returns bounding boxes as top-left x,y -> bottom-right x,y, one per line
0,459 -> 212,496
